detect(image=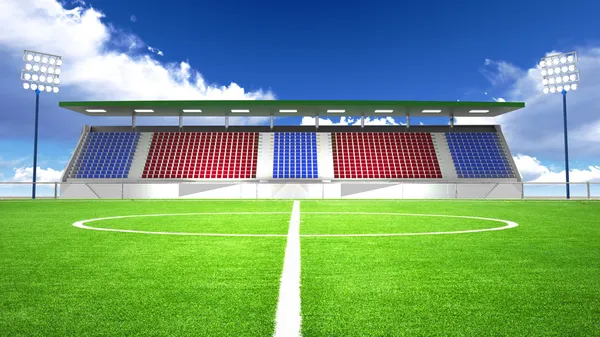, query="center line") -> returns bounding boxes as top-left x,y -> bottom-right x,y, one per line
274,200 -> 302,337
